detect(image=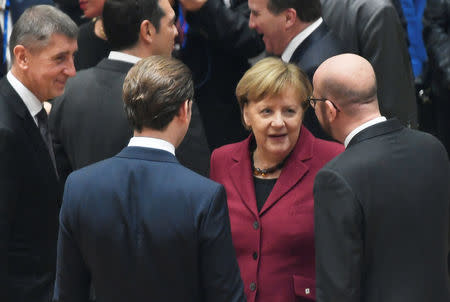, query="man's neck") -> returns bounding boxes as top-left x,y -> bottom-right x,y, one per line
134,127 -> 179,148
342,114 -> 385,147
